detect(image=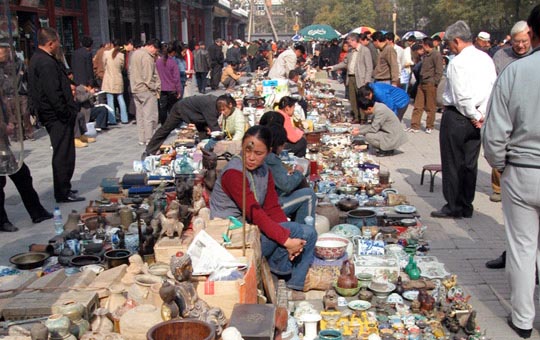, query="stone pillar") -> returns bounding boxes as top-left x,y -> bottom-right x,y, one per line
87,0 -> 110,49
157,0 -> 171,42
203,5 -> 213,44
